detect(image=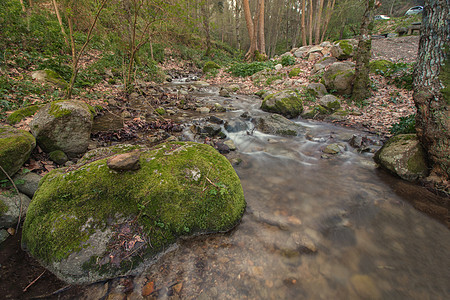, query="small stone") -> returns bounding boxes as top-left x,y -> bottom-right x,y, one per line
13,172 -> 42,198
323,143 -> 343,154
196,107 -> 210,114
107,152 -> 141,171
224,140 -> 236,151
219,88 -> 230,97
215,142 -> 230,154
106,292 -> 126,300
7,227 -> 16,235
141,281 -> 154,297
49,150 -> 69,165
209,116 -> 224,124
0,230 -> 9,243
121,111 -> 131,118
274,64 -> 283,70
